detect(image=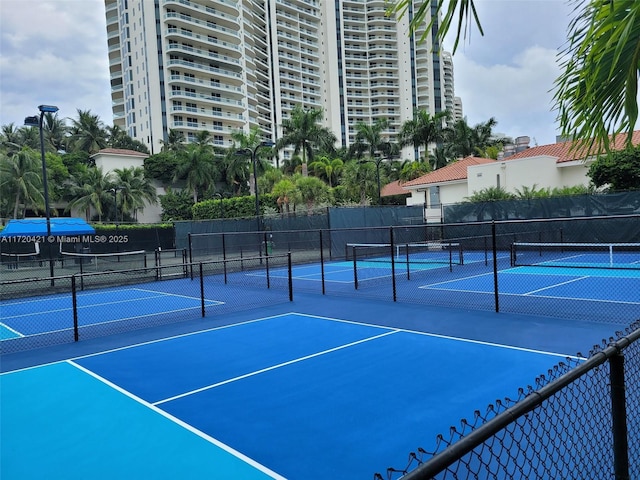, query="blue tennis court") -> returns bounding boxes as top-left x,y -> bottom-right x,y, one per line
0,286 -> 222,340
2,312 -> 577,480
420,265 -> 640,303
